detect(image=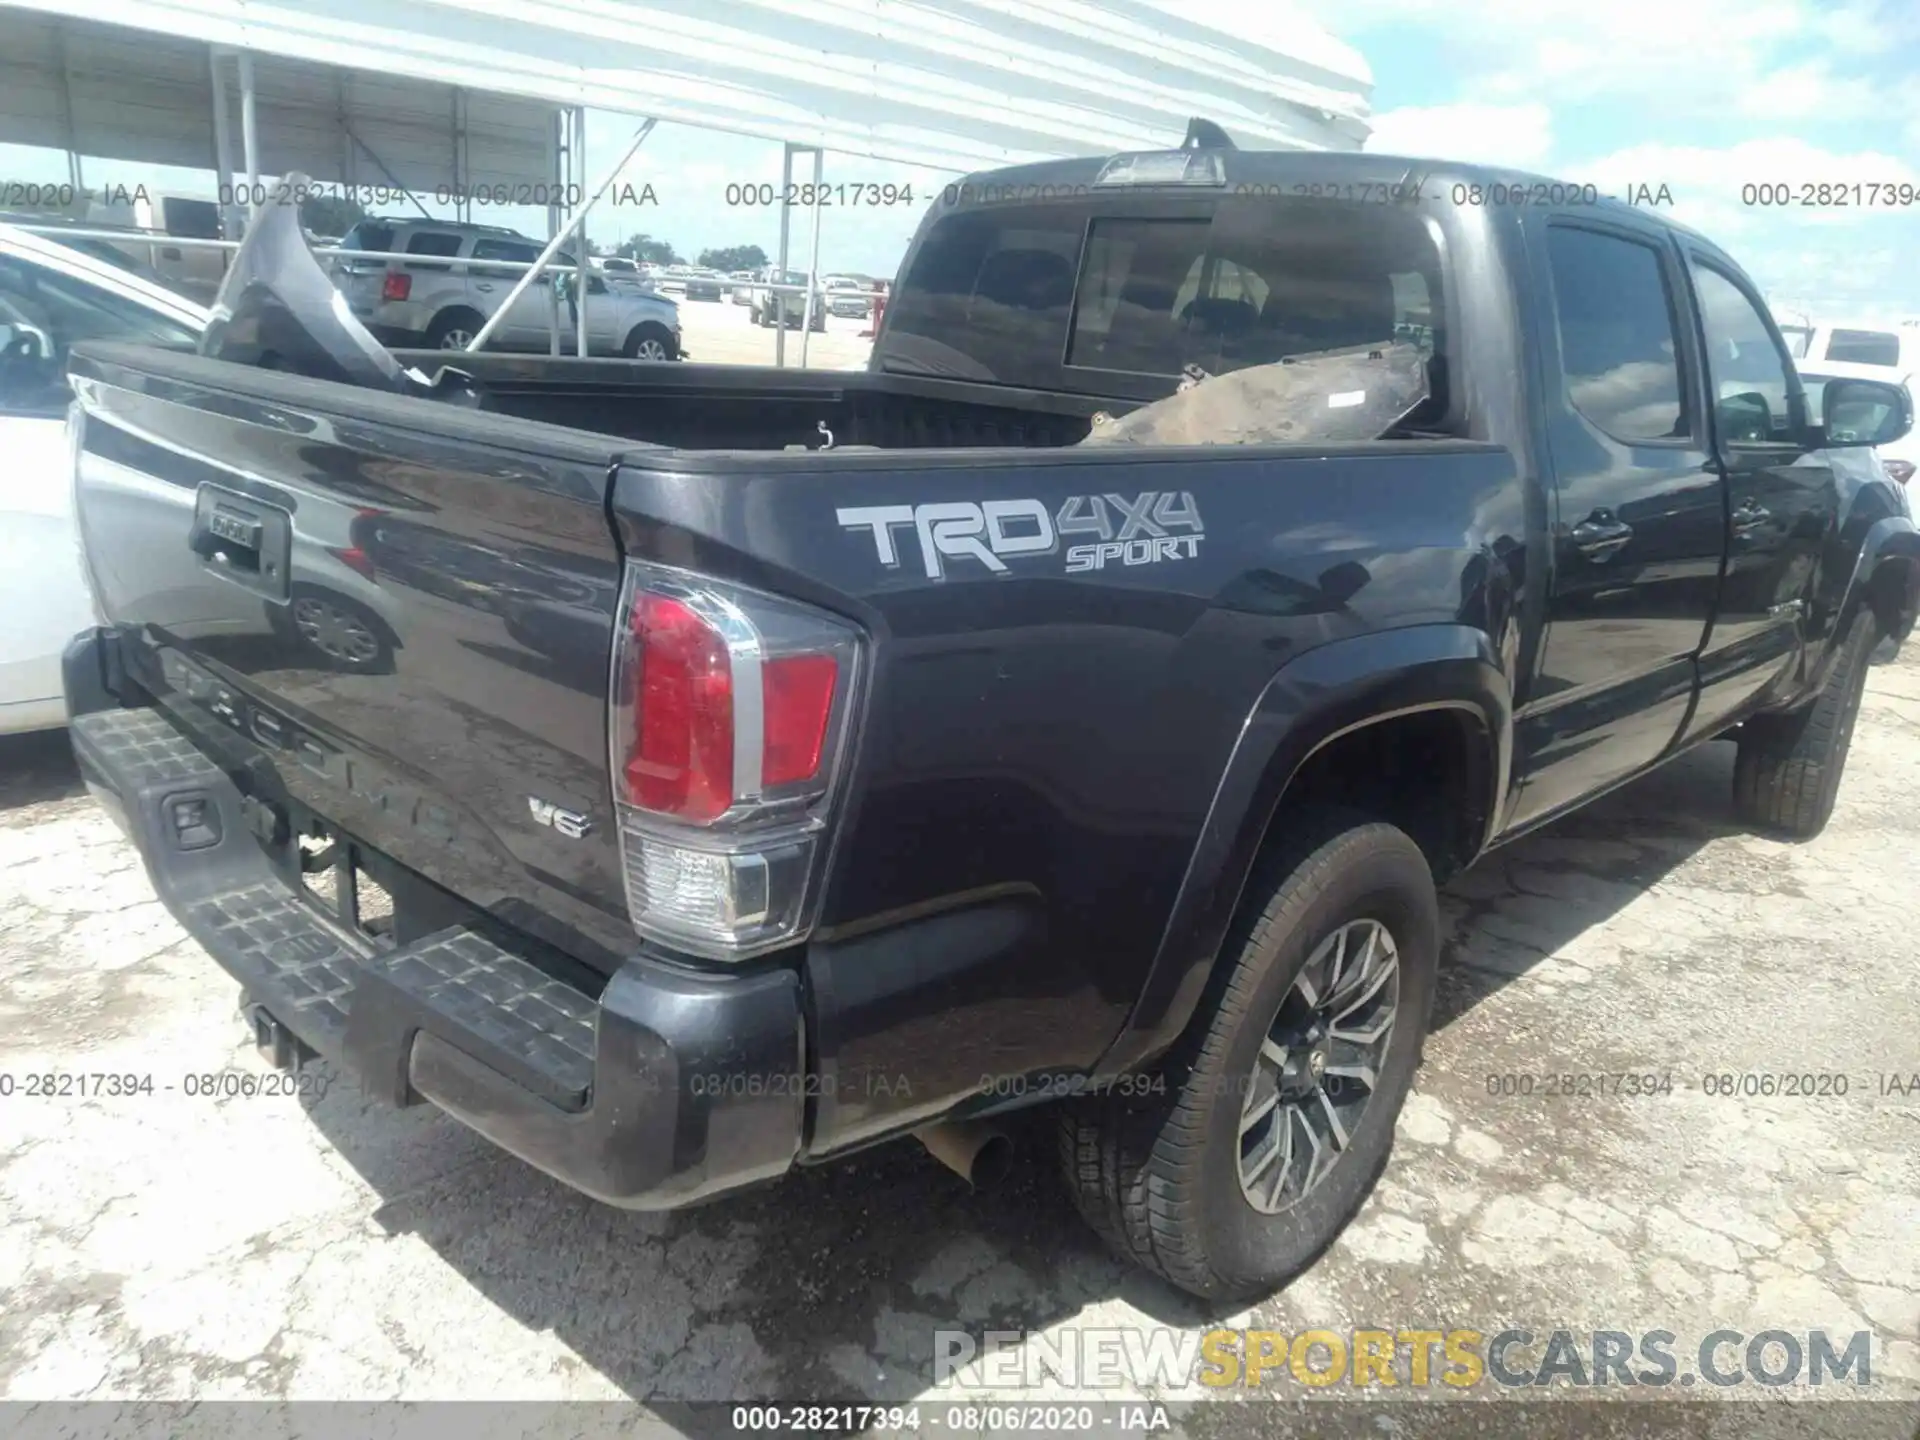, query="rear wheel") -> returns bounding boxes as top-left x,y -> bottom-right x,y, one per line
1058,810 -> 1439,1302
425,308 -> 485,351
1732,609 -> 1878,839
